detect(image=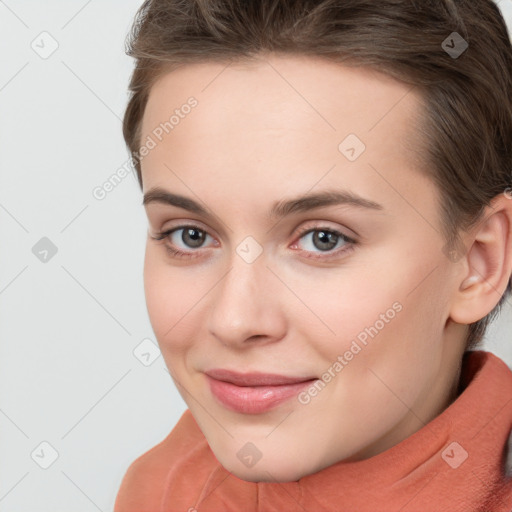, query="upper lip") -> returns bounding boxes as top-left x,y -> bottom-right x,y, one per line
205,369 -> 317,387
